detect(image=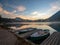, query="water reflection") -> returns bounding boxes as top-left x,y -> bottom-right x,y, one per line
8,23 -> 60,44
50,24 -> 60,32
10,24 -> 57,34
